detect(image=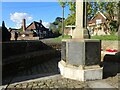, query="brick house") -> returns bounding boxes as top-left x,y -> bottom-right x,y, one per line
88,11 -> 110,36
26,20 -> 49,38
15,19 -> 51,40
